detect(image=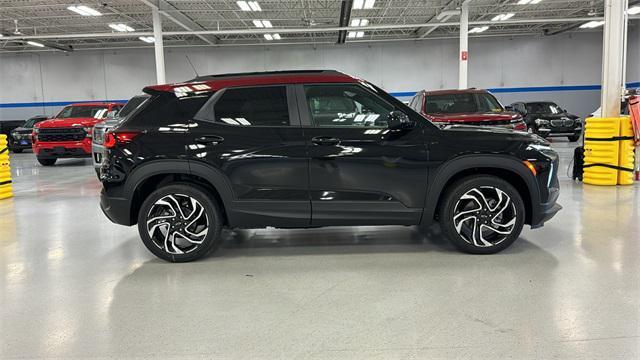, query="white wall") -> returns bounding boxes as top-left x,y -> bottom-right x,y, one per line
1,30 -> 638,121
